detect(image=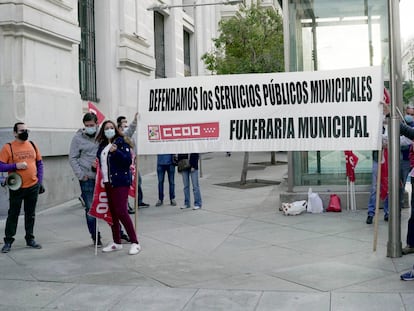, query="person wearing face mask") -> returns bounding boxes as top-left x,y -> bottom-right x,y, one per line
0,122 -> 44,253
117,113 -> 150,211
366,88 -> 390,224
96,120 -> 141,255
399,106 -> 414,213
69,112 -> 103,247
